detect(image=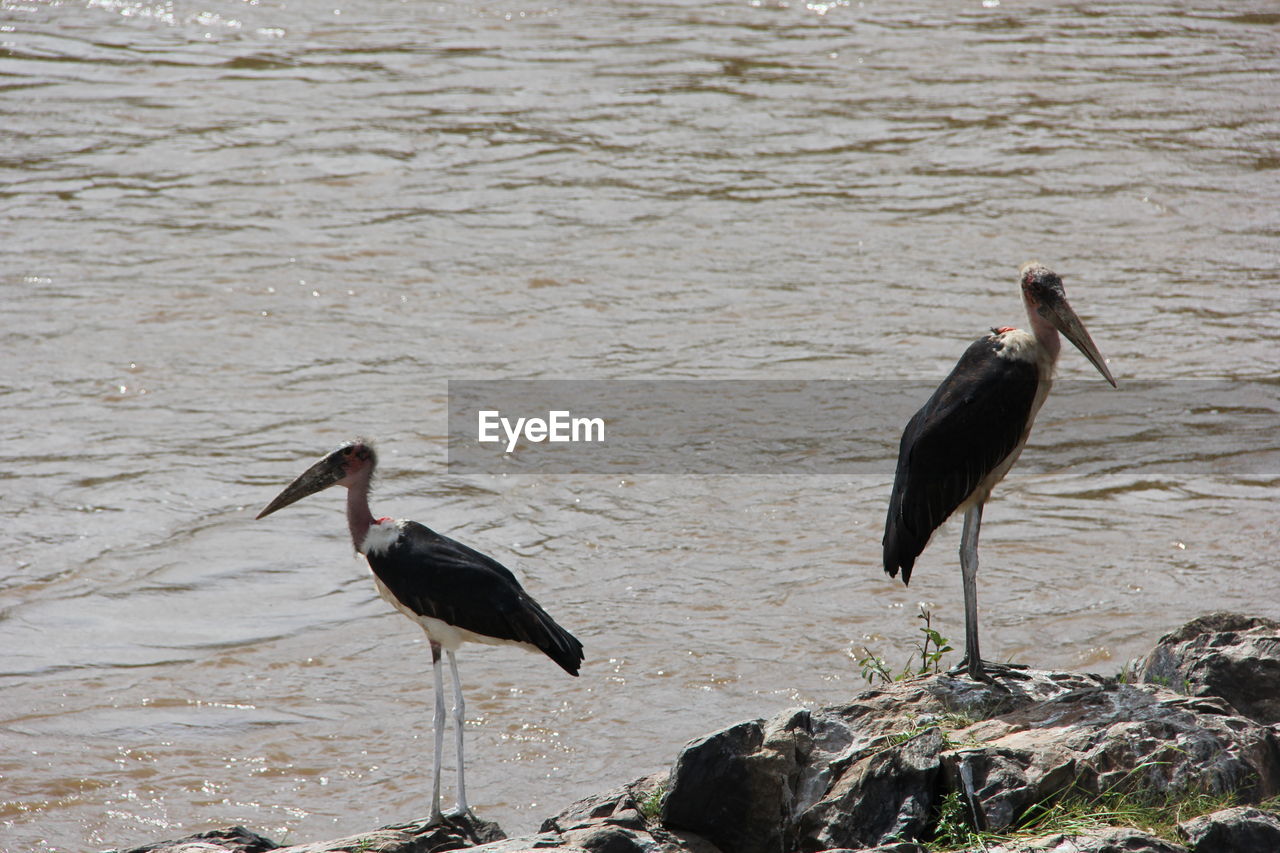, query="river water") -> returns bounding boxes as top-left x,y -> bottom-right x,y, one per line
2,0 -> 1278,849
